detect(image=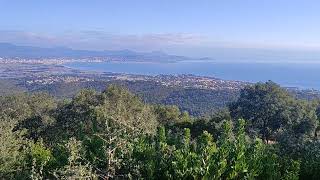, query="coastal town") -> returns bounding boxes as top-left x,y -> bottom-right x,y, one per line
0,56 -> 119,65
0,57 -> 250,91
1,57 -> 320,99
